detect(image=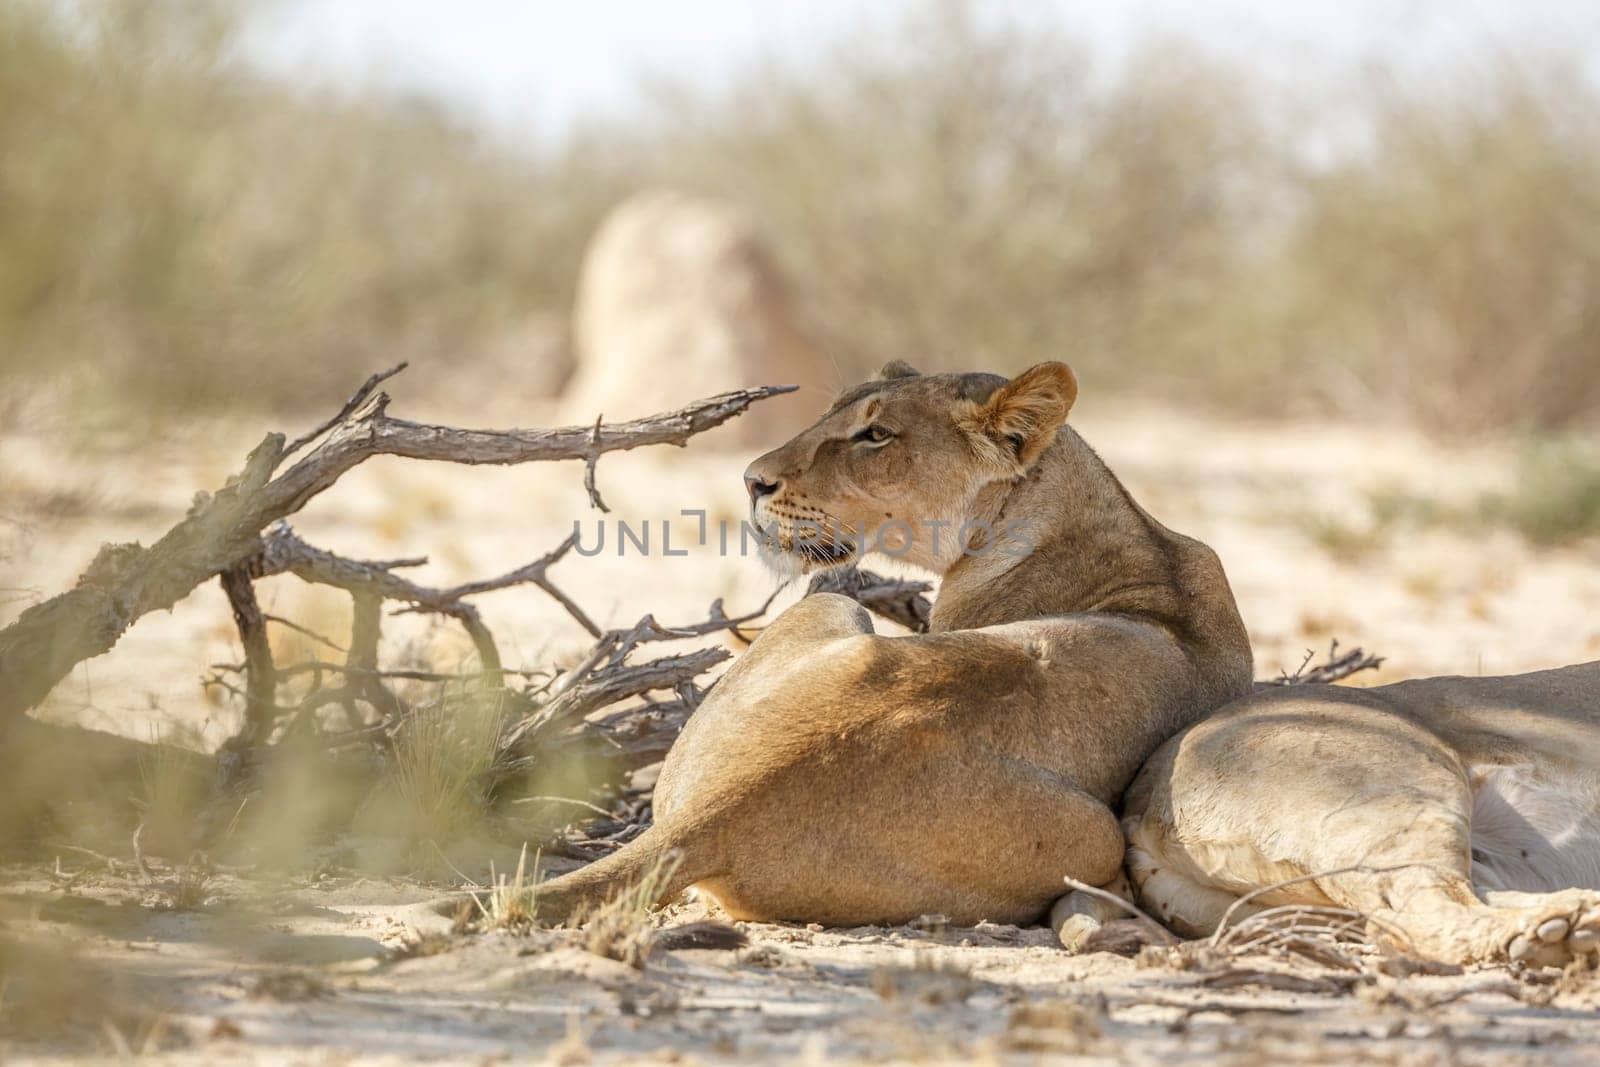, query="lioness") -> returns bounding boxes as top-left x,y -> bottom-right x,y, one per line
529,361 -> 1253,928
1094,665 -> 1600,965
